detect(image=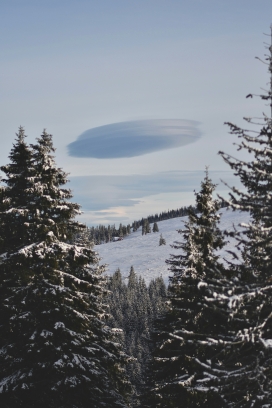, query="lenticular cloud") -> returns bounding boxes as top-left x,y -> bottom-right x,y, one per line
67,119 -> 201,159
